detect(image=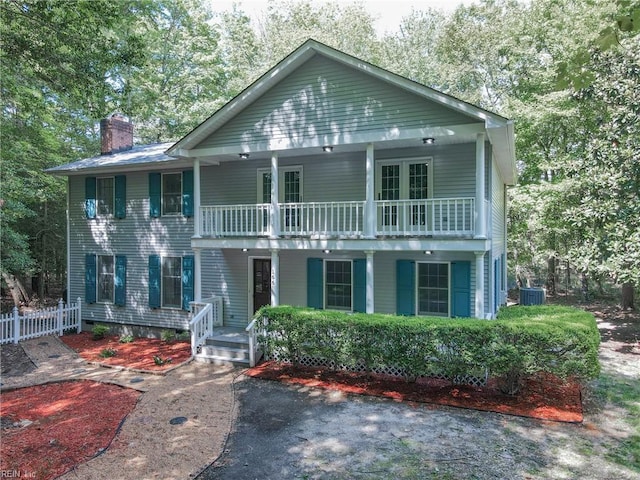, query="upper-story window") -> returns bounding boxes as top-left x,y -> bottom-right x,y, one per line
96,177 -> 114,216
162,173 -> 182,215
148,171 -> 193,218
85,176 -> 126,219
